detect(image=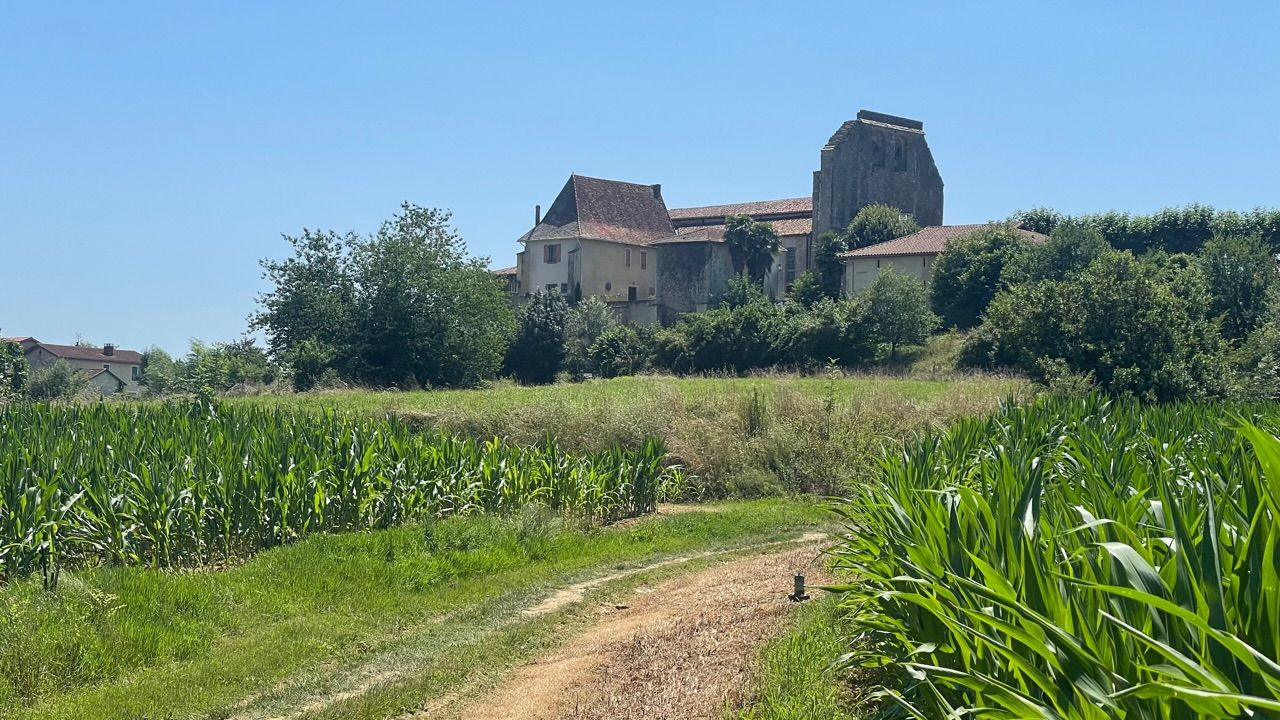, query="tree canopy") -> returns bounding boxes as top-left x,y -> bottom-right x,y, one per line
723,215 -> 781,282
253,203 -> 514,389
842,204 -> 919,251
929,225 -> 1035,329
